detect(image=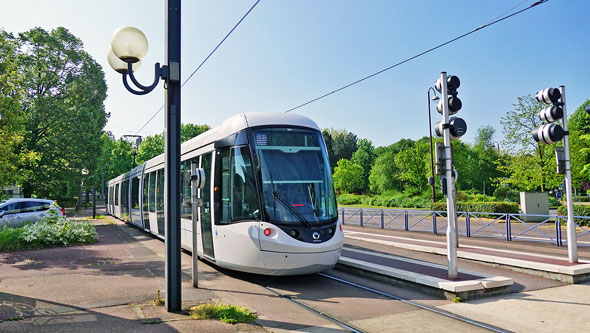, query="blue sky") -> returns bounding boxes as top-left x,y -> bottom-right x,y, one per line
1,0 -> 589,147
